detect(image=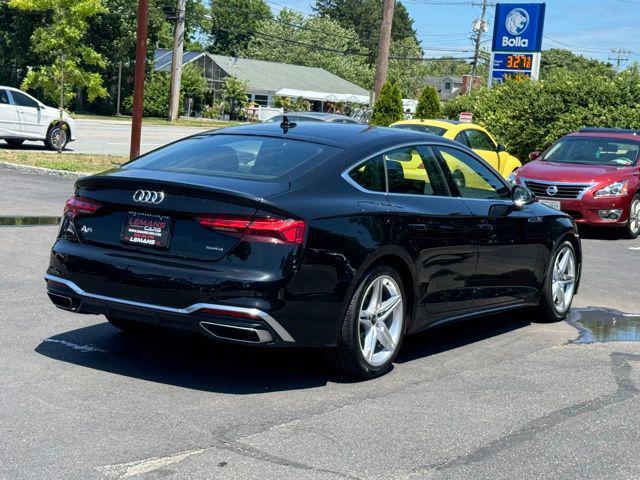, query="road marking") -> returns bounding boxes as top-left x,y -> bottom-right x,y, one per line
96,448 -> 207,479
42,338 -> 108,353
629,247 -> 640,250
